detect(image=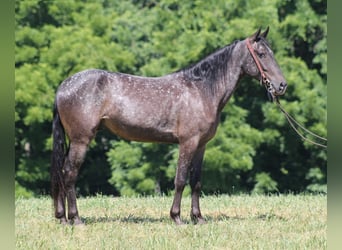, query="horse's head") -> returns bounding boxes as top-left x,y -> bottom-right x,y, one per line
243,27 -> 287,100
